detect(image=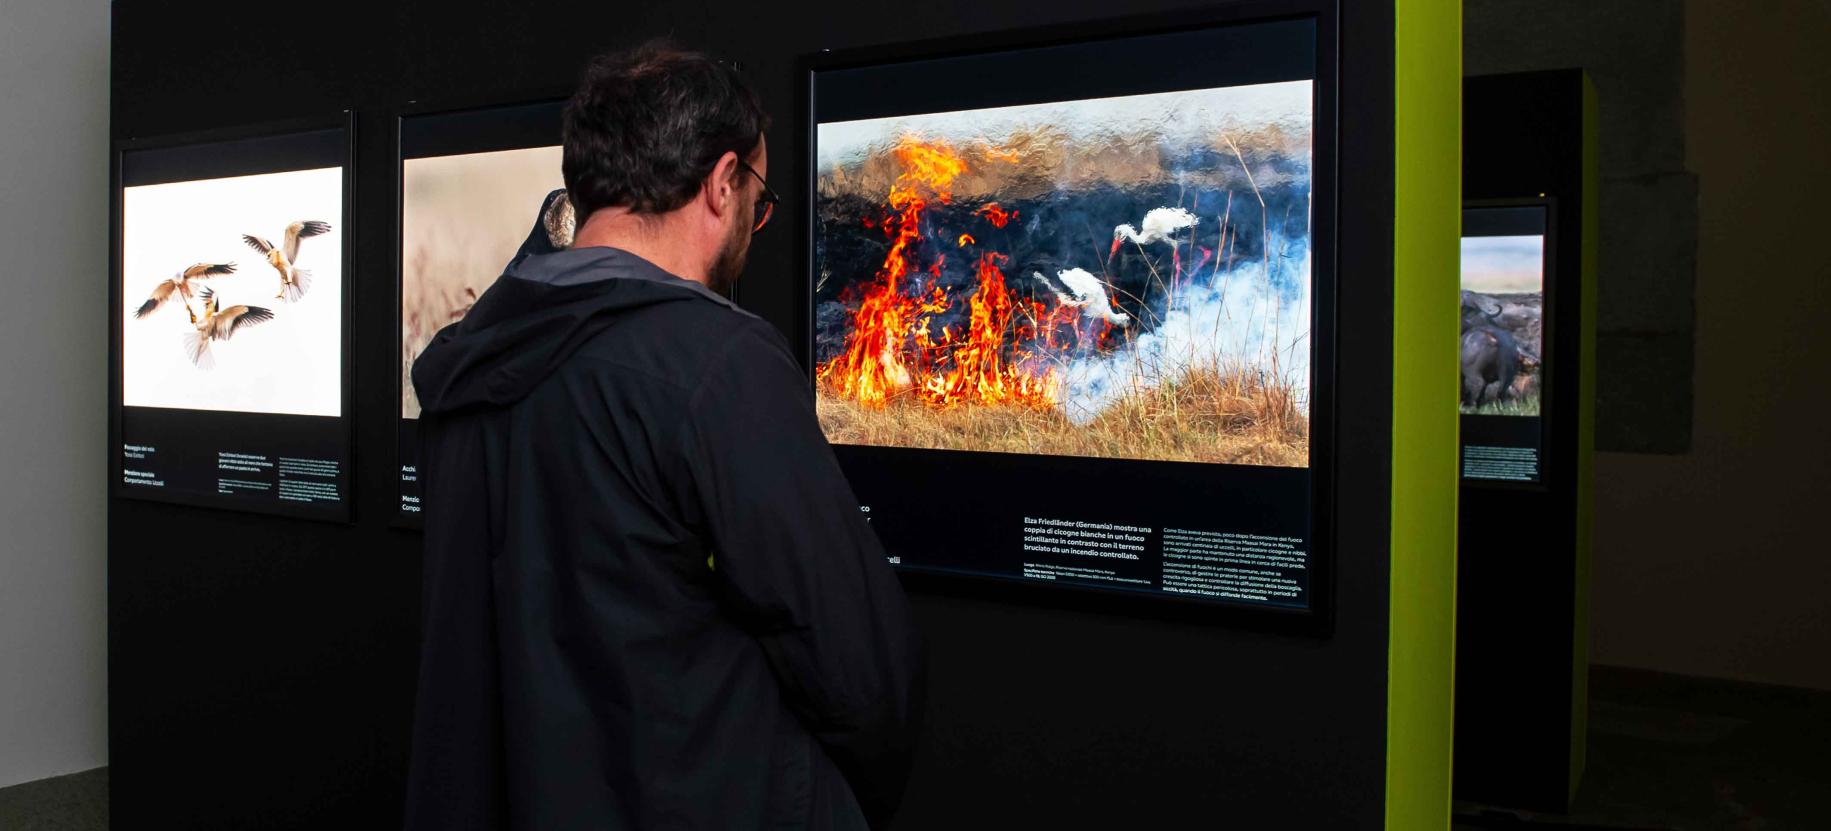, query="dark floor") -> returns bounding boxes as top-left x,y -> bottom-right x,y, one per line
1456,665 -> 1831,830
0,767 -> 108,831
4,667 -> 1825,829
